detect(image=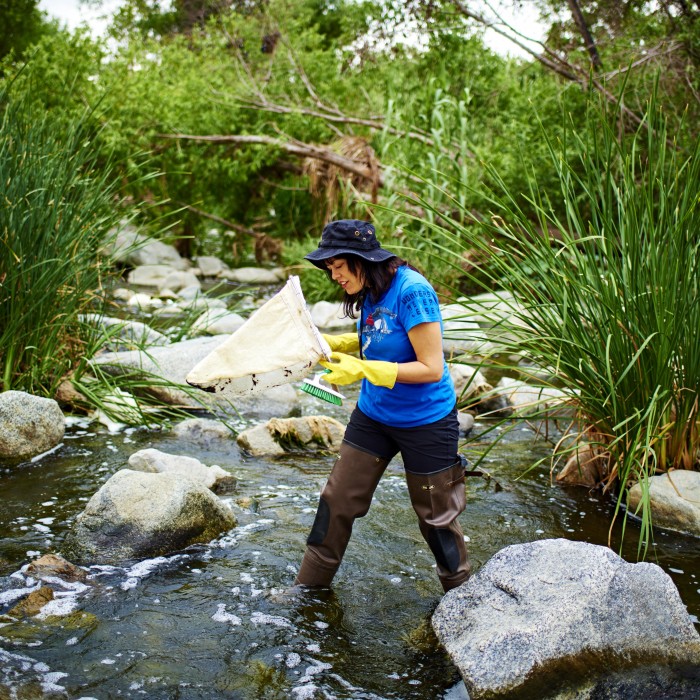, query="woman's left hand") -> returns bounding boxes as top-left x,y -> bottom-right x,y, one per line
319,353 -> 398,388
